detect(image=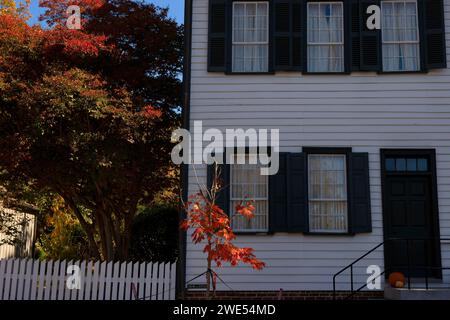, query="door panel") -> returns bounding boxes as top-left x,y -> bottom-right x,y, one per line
384,176 -> 436,277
